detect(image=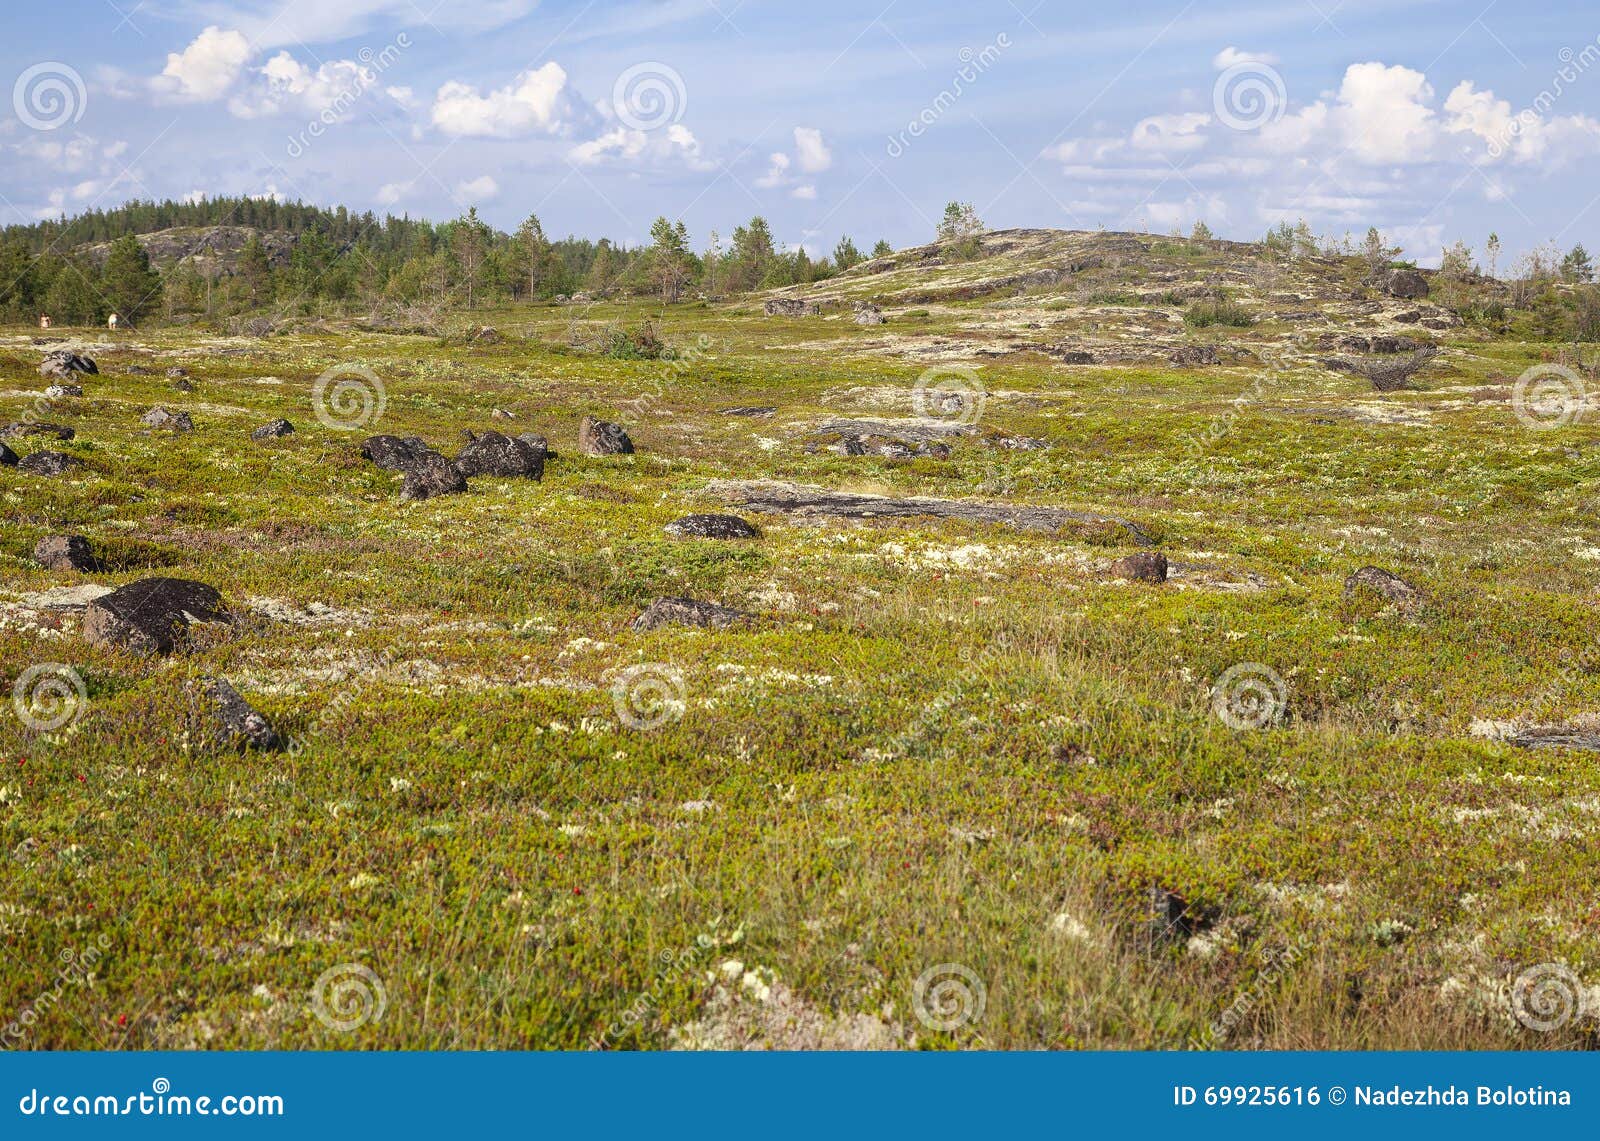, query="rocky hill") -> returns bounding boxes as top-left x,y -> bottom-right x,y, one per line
75,225 -> 297,274
765,228 -> 1469,373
